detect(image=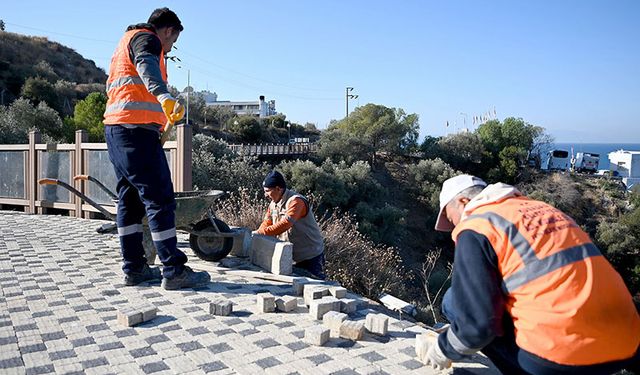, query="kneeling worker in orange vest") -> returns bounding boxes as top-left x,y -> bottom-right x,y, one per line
255,171 -> 325,279
419,174 -> 639,374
